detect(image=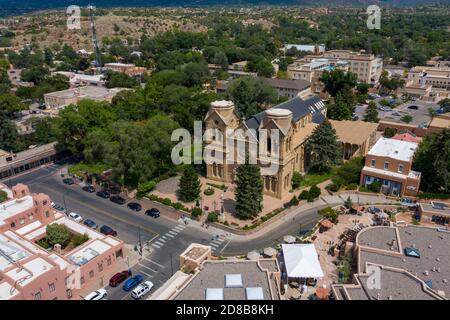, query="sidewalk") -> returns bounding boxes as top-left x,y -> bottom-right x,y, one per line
194,192 -> 398,241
